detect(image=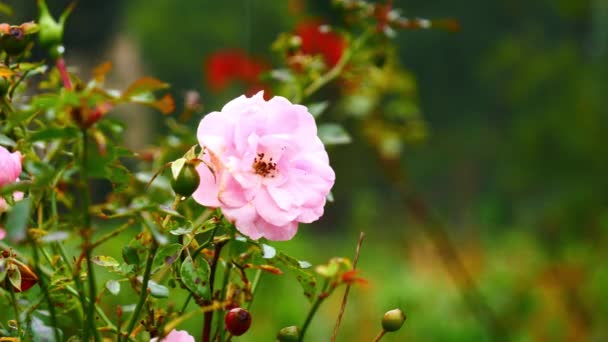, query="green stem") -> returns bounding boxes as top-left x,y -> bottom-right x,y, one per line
80,128 -> 101,342
90,219 -> 134,250
122,243 -> 158,341
54,242 -> 87,327
9,285 -> 20,334
299,280 -> 331,342
29,236 -> 61,342
371,330 -> 386,342
202,241 -> 225,342
246,269 -> 262,310
63,285 -> 119,334
216,262 -> 234,341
